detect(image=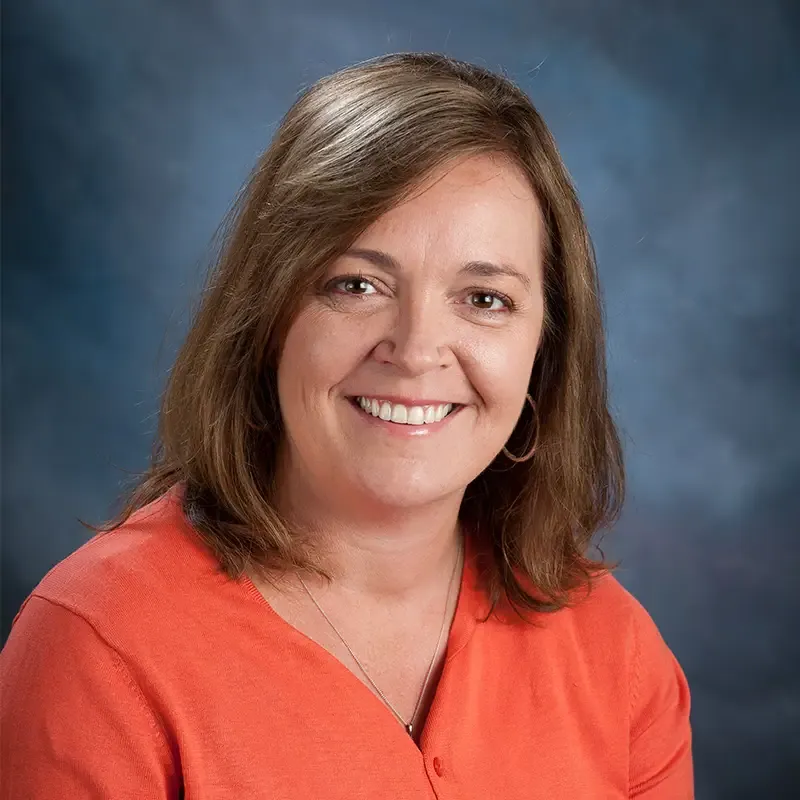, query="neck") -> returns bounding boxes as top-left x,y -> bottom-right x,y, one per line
275,474 -> 464,604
